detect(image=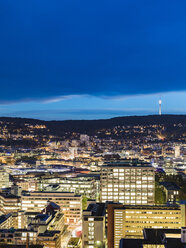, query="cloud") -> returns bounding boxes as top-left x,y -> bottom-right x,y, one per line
41,95 -> 85,104
0,0 -> 186,103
